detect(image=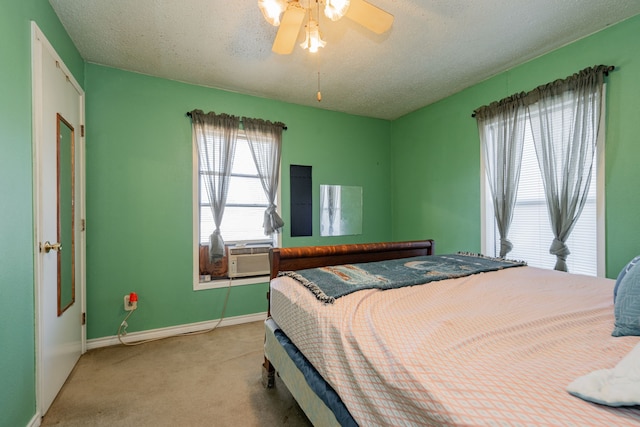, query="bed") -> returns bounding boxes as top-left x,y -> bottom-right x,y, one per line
262,240 -> 640,426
